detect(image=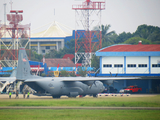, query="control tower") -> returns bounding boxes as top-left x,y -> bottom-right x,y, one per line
72,0 -> 105,67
